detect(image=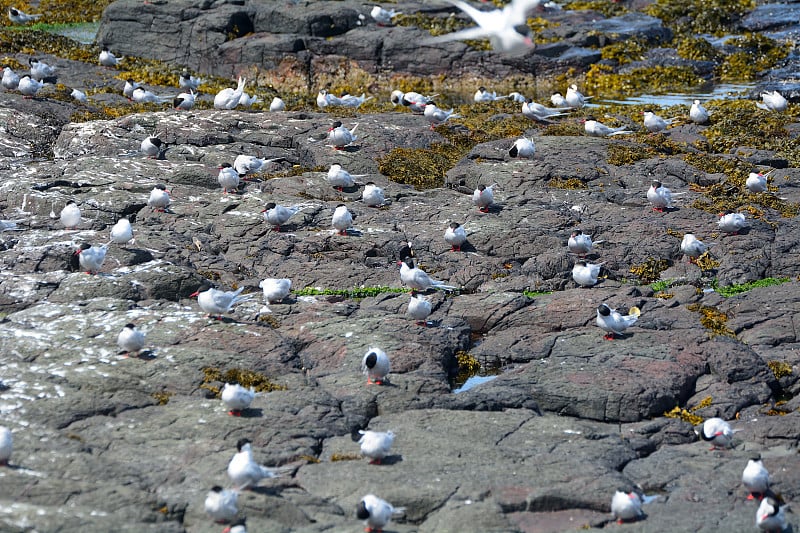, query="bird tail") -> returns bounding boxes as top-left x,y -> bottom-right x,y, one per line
608,129 -> 633,136
236,77 -> 247,91
350,123 -> 359,134
755,103 -> 770,111
432,281 -> 457,291
232,292 -> 255,306
391,507 -> 406,515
